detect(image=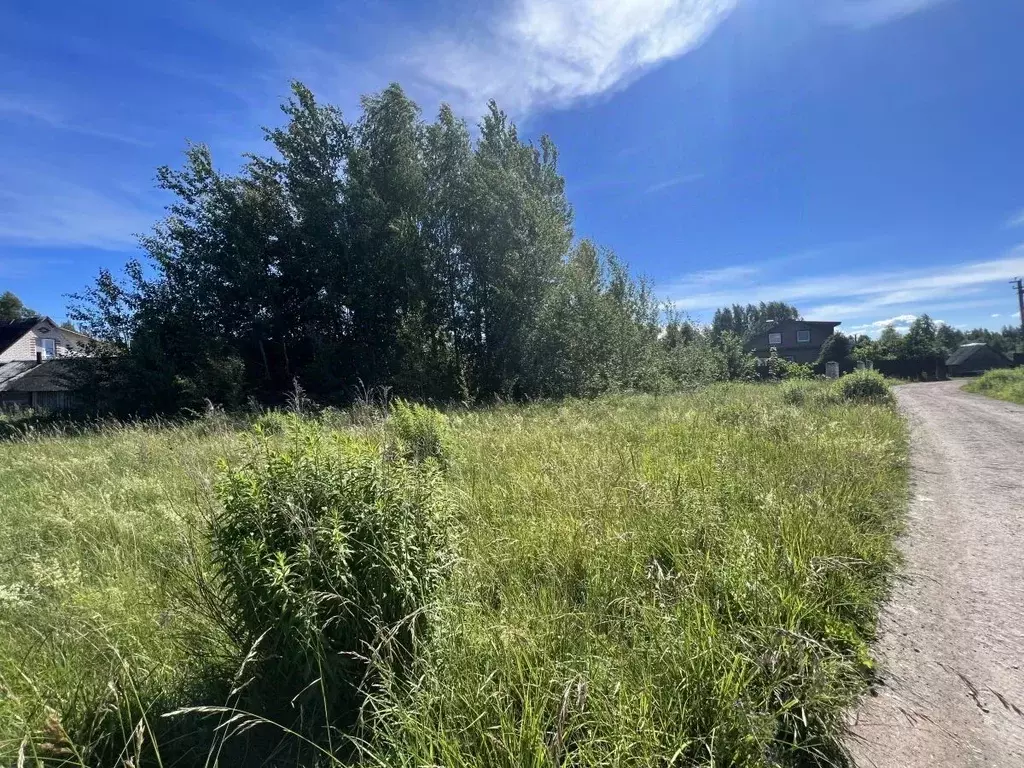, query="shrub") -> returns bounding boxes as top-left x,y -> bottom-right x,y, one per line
779,359 -> 815,380
833,369 -> 895,406
779,379 -> 814,405
207,424 -> 455,735
251,409 -> 296,435
388,399 -> 452,466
